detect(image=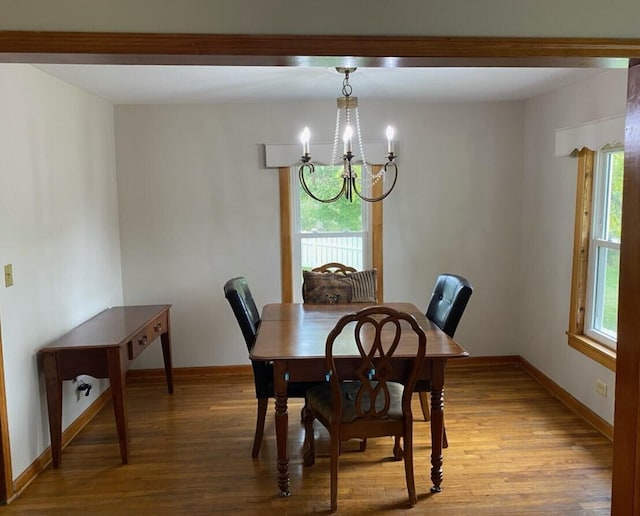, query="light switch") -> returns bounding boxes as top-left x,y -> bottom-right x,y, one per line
4,264 -> 13,287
